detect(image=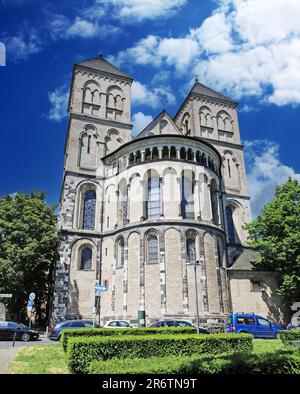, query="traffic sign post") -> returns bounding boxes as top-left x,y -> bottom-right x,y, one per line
93,284 -> 107,327
27,293 -> 35,329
